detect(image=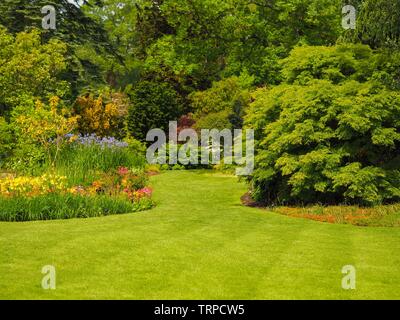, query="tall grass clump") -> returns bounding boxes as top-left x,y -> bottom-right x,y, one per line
53,134 -> 146,185
0,193 -> 154,222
